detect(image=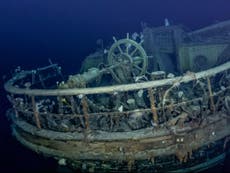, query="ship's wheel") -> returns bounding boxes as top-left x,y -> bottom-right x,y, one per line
107,33 -> 148,83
